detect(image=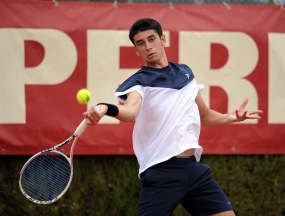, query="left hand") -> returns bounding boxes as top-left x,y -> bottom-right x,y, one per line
230,98 -> 263,122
